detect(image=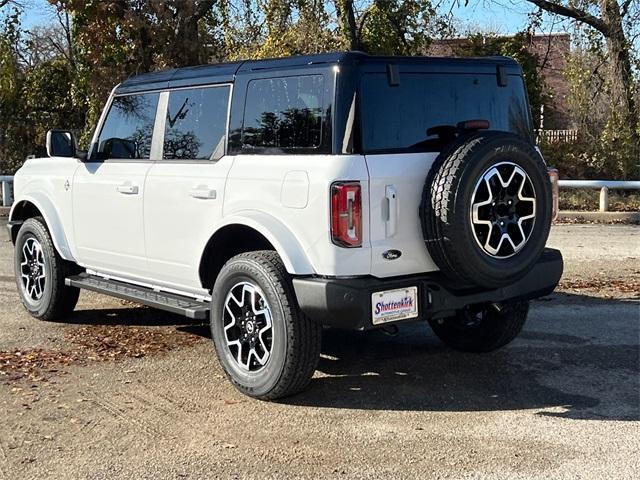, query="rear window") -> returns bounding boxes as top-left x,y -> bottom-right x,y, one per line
361,73 -> 533,153
241,75 -> 325,152
163,85 -> 230,161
